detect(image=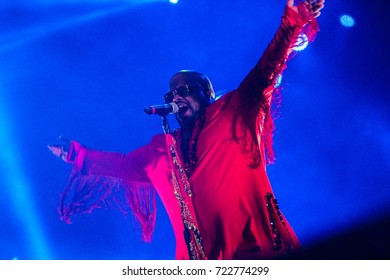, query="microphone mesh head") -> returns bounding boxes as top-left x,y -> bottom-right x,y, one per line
169,102 -> 179,114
